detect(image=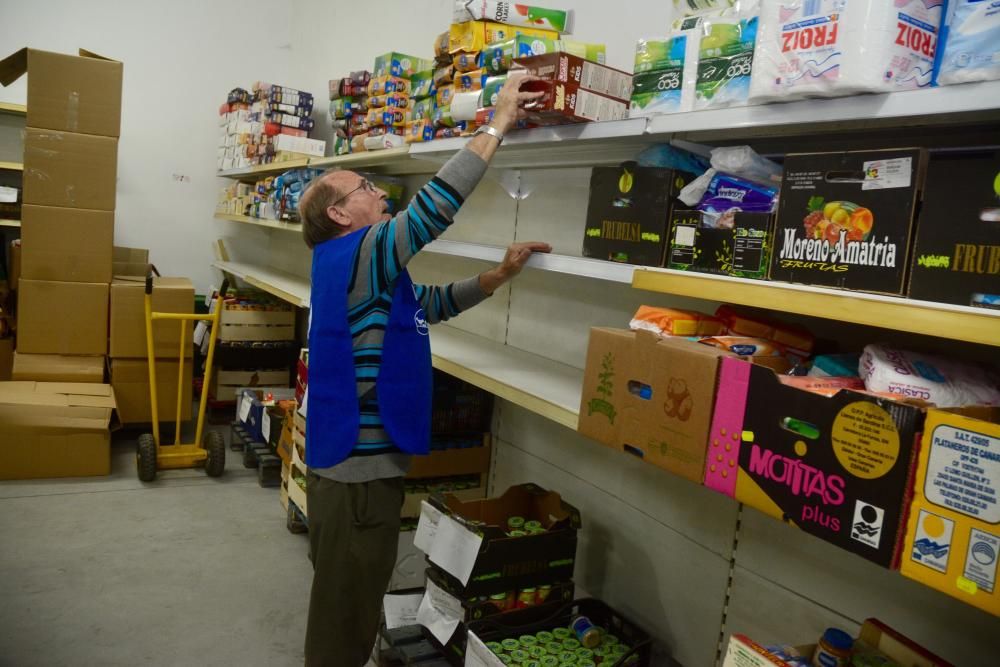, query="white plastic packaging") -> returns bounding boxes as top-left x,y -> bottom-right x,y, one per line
860,344 -> 1000,408
750,0 -> 944,104
935,0 -> 1000,85
709,145 -> 783,184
